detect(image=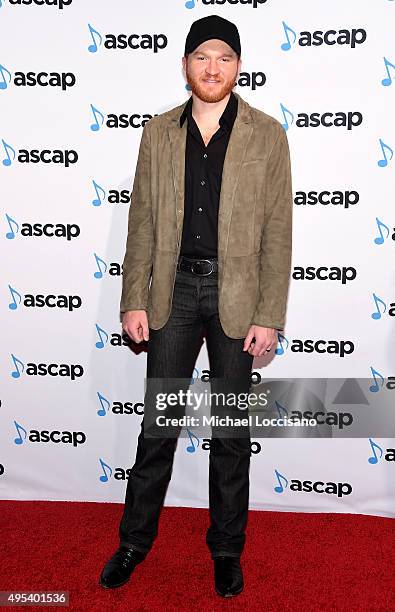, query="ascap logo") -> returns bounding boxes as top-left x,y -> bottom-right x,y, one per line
373,217 -> 395,245
274,469 -> 352,497
93,254 -> 123,279
87,23 -> 167,54
276,336 -> 354,358
368,439 -> 395,464
8,286 -> 82,311
98,459 -> 131,482
0,66 -> 75,90
179,431 -> 262,454
192,368 -> 267,388
4,216 -> 80,241
89,104 -> 156,132
14,421 -> 85,446
1,140 -> 78,167
4,0 -> 72,8
294,190 -> 359,209
96,392 -> 144,417
94,325 -> 136,349
10,354 -> 84,380
186,0 -> 268,7
280,104 -> 363,131
201,438 -> 261,454
281,23 -> 367,51
237,71 -> 266,90
371,293 -> 395,320
90,181 -> 130,207
369,369 -> 395,393
288,410 -> 353,429
292,266 -> 357,284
